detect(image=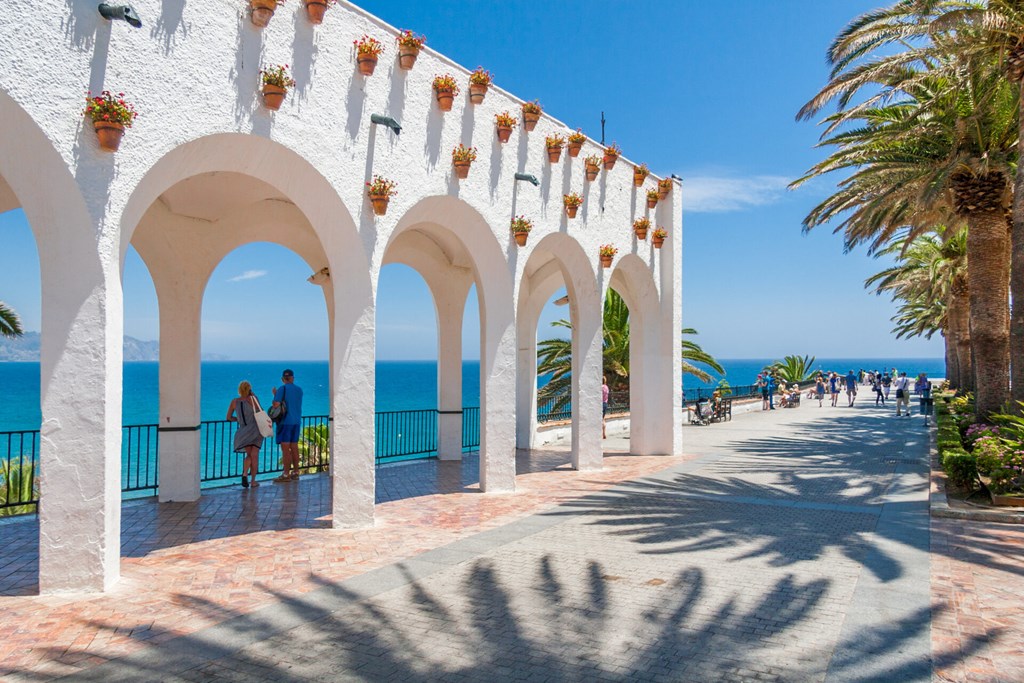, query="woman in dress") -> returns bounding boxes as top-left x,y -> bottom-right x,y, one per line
815,375 -> 826,407
227,380 -> 264,488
